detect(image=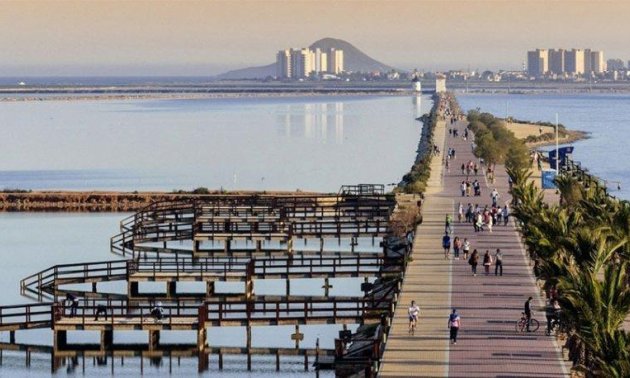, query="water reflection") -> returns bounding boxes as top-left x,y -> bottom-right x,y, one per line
278,102 -> 344,144
412,95 -> 422,119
